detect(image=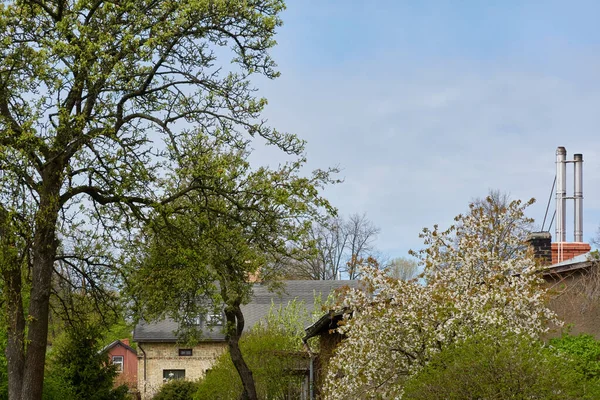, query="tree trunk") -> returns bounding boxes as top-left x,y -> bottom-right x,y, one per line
19,168 -> 61,400
225,302 -> 257,400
